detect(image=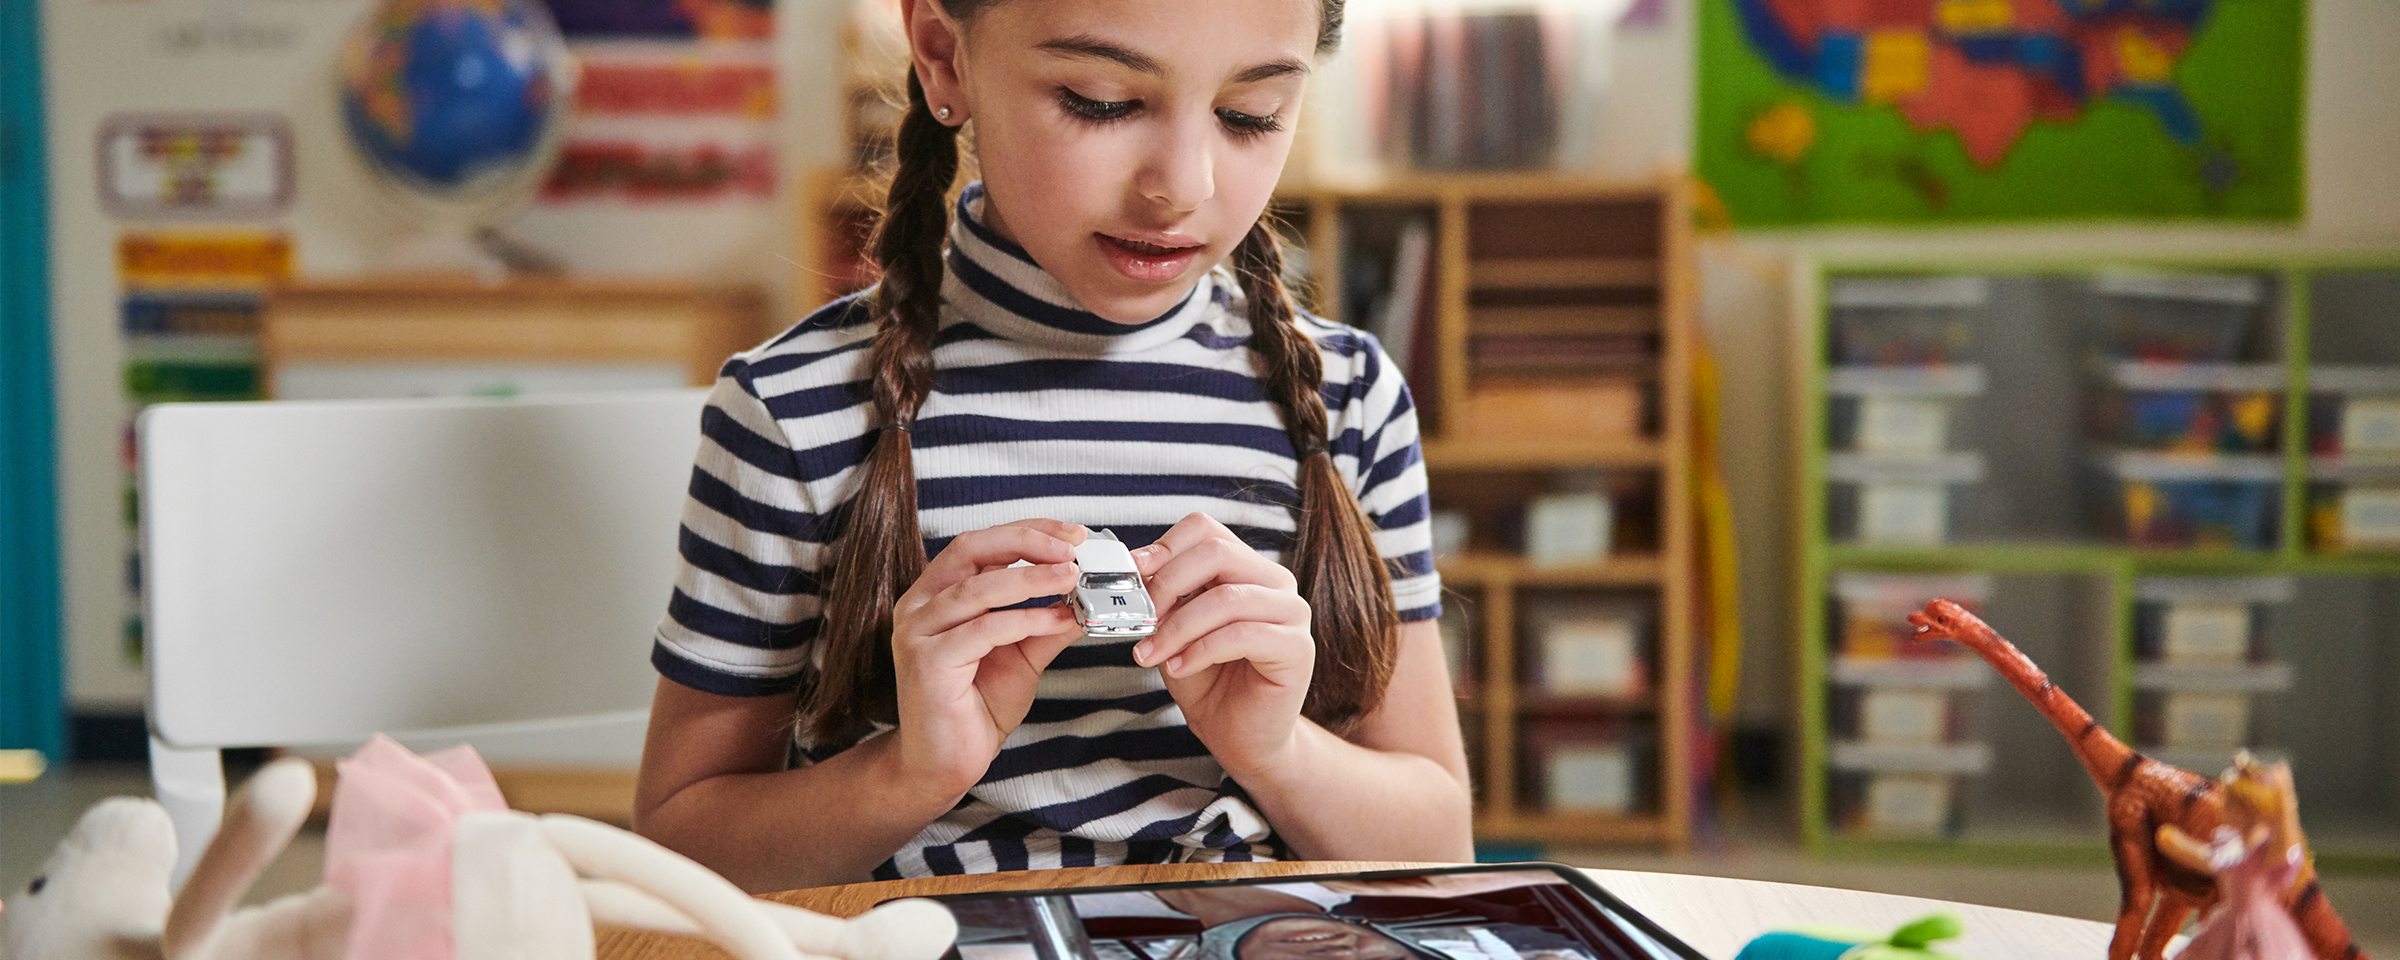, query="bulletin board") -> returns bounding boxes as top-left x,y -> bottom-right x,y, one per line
1695,0 -> 2307,225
